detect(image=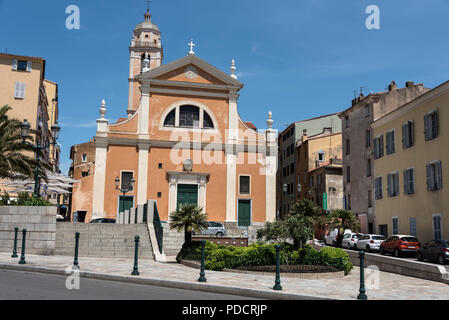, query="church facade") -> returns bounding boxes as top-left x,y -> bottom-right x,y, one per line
77,10 -> 276,226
